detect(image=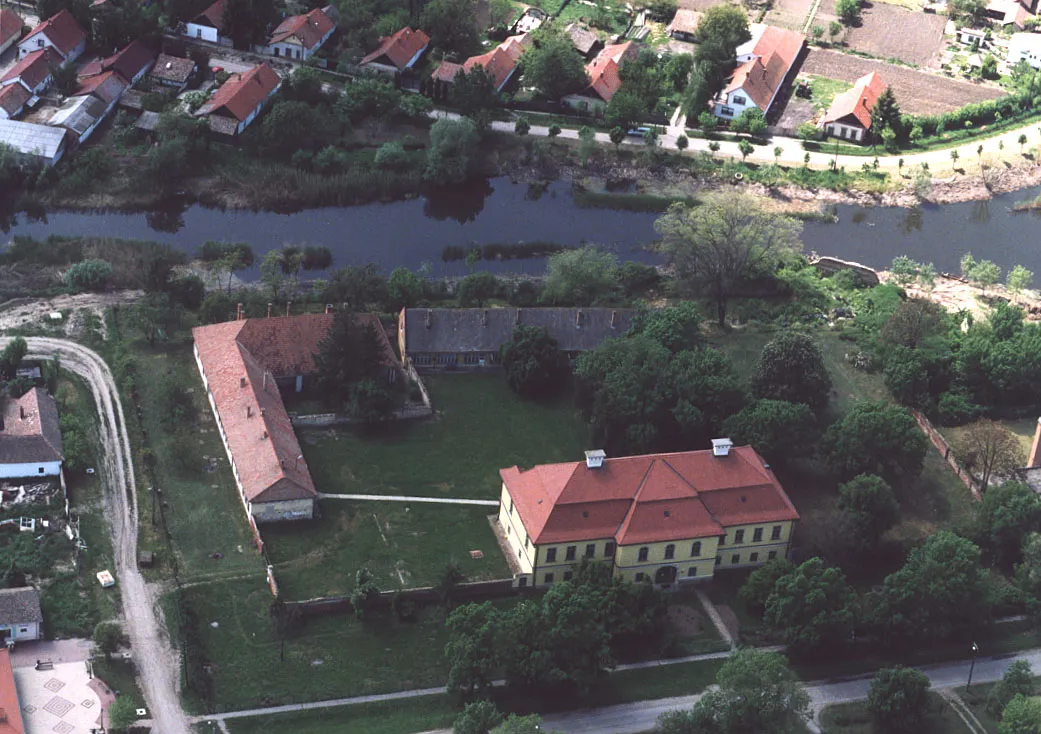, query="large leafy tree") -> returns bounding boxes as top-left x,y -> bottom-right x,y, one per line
444,602 -> 501,697
869,87 -> 902,139
541,247 -> 620,306
987,661 -> 1035,717
821,401 -> 927,483
605,90 -> 647,132
457,271 -> 500,307
738,557 -> 795,616
958,419 -> 1027,492
426,117 -> 481,185
500,326 -> 569,399
421,0 -> 480,54
321,264 -> 388,310
975,480 -> 1041,567
629,302 -> 703,353
313,311 -> 387,407
696,4 -> 751,50
867,666 -> 931,733
837,474 -> 900,548
655,195 -> 803,325
1000,694 -> 1041,734
721,399 -> 817,466
523,29 -> 588,99
452,66 -> 500,128
222,0 -> 277,49
750,332 -> 831,412
872,531 -> 991,646
127,293 -> 184,347
763,558 -> 857,658
657,649 -> 810,734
